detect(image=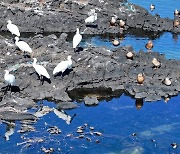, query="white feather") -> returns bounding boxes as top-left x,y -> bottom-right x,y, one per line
33,58 -> 50,79
7,20 -> 20,37
15,37 -> 32,53
73,28 -> 82,49
53,56 -> 72,75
